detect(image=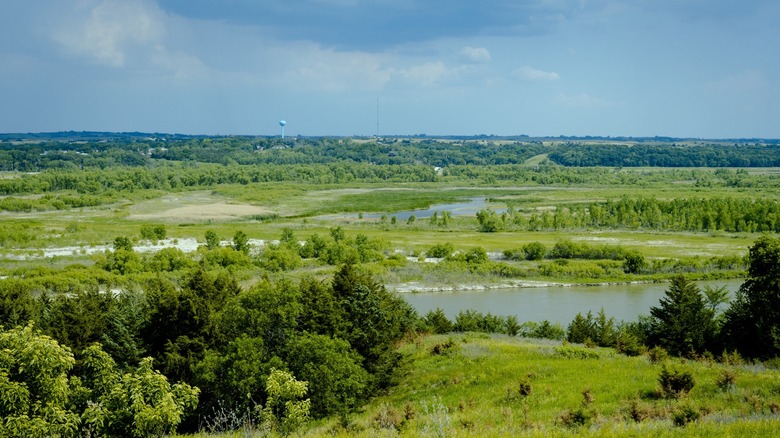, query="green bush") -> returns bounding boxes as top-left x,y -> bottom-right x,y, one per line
658,365 -> 695,399
427,242 -> 455,258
